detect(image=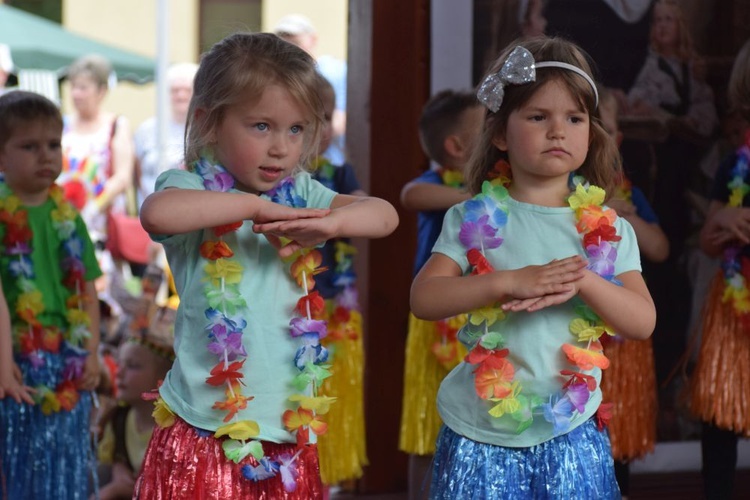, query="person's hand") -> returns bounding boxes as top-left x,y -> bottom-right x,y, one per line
607,198 -> 636,218
78,352 -> 101,392
256,216 -> 338,258
252,198 -> 330,225
712,206 -> 750,245
499,256 -> 587,312
0,362 -> 35,405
